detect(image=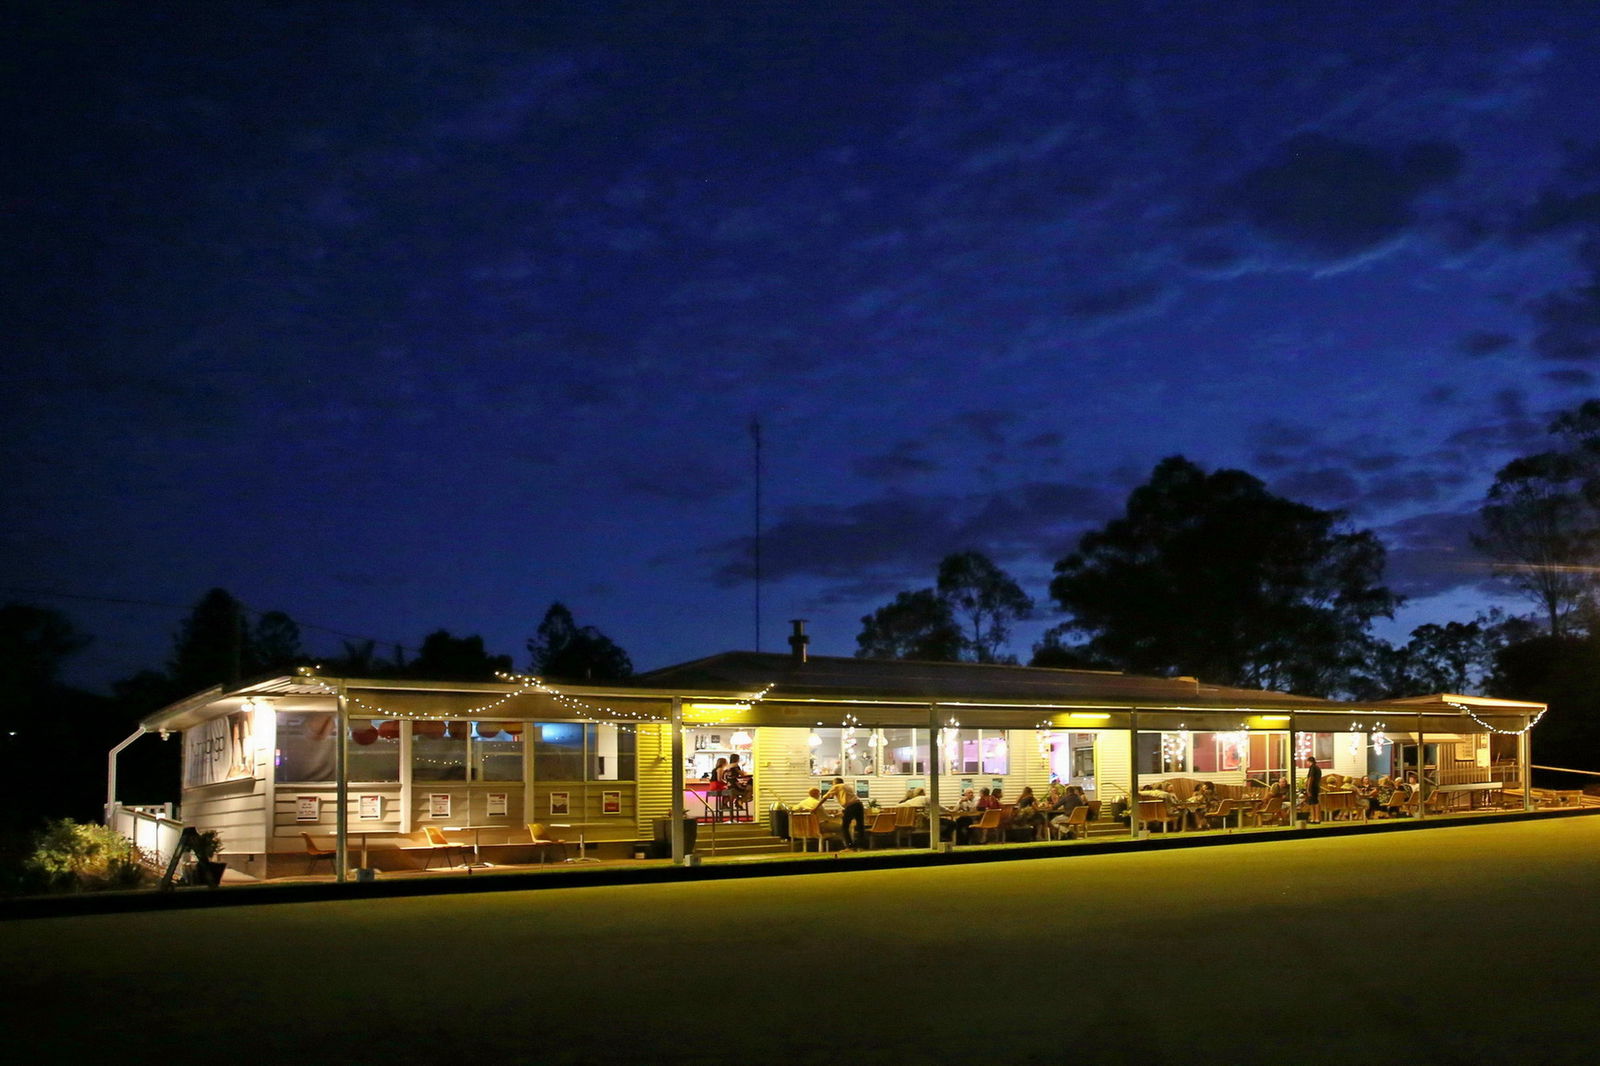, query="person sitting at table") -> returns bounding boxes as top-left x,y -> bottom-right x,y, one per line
1049,785 -> 1089,836
705,756 -> 728,782
940,789 -> 981,843
1354,775 -> 1380,816
901,787 -> 930,808
976,787 -> 999,811
1375,775 -> 1402,817
719,753 -> 752,819
795,787 -> 823,812
1010,786 -> 1045,837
